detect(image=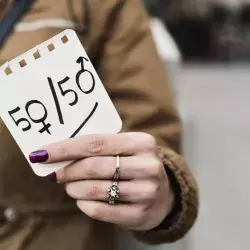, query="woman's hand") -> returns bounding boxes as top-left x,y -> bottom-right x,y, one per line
29,132 -> 174,231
